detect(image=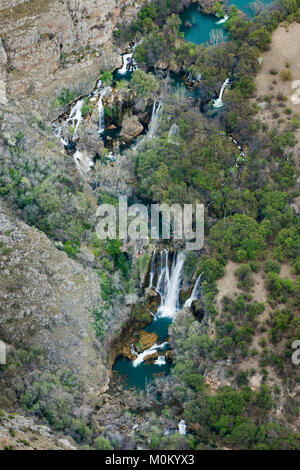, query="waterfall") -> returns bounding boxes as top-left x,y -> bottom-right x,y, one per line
184,272 -> 204,308
66,98 -> 84,140
168,123 -> 180,145
73,150 -> 94,173
133,342 -> 168,368
119,52 -> 138,75
148,101 -> 163,138
152,251 -> 185,319
52,122 -> 68,146
149,248 -> 157,288
215,14 -> 229,25
213,78 -> 230,109
155,356 -> 166,366
97,86 -> 110,134
160,252 -> 185,318
178,420 -> 187,436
